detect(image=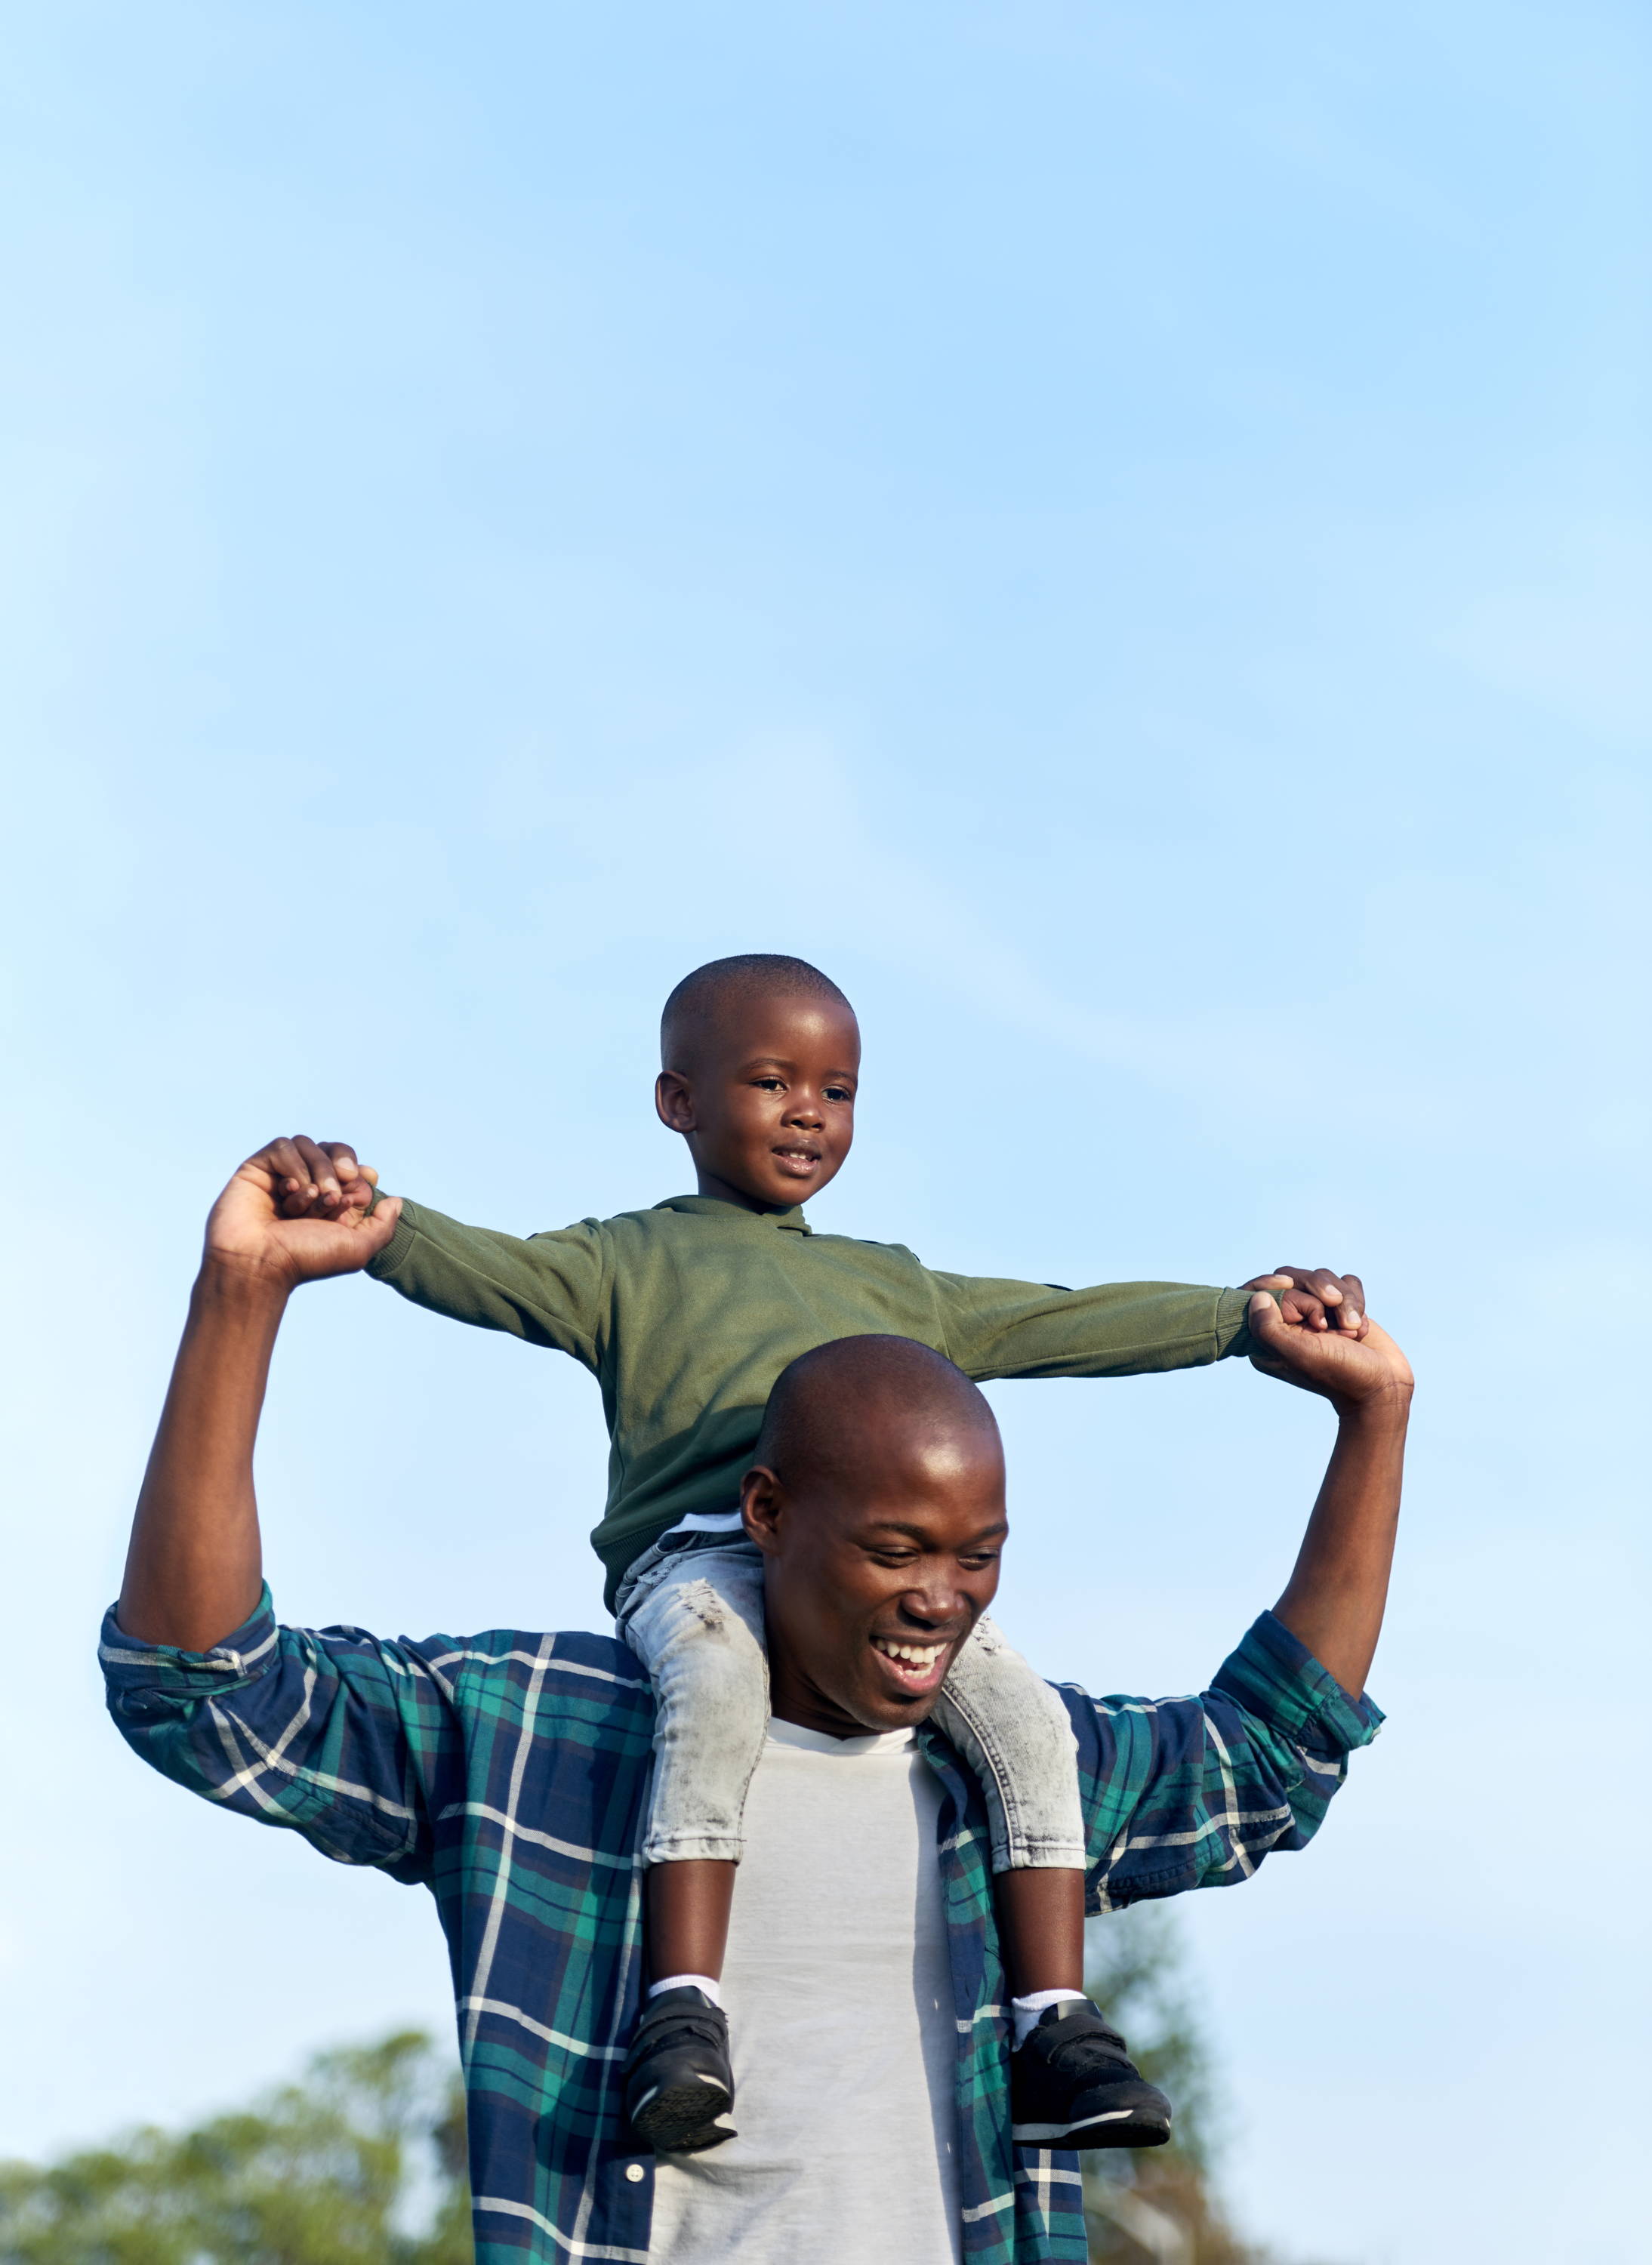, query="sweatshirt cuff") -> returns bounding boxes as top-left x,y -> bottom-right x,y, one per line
1213,1284 -> 1259,1360
365,1195 -> 419,1282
